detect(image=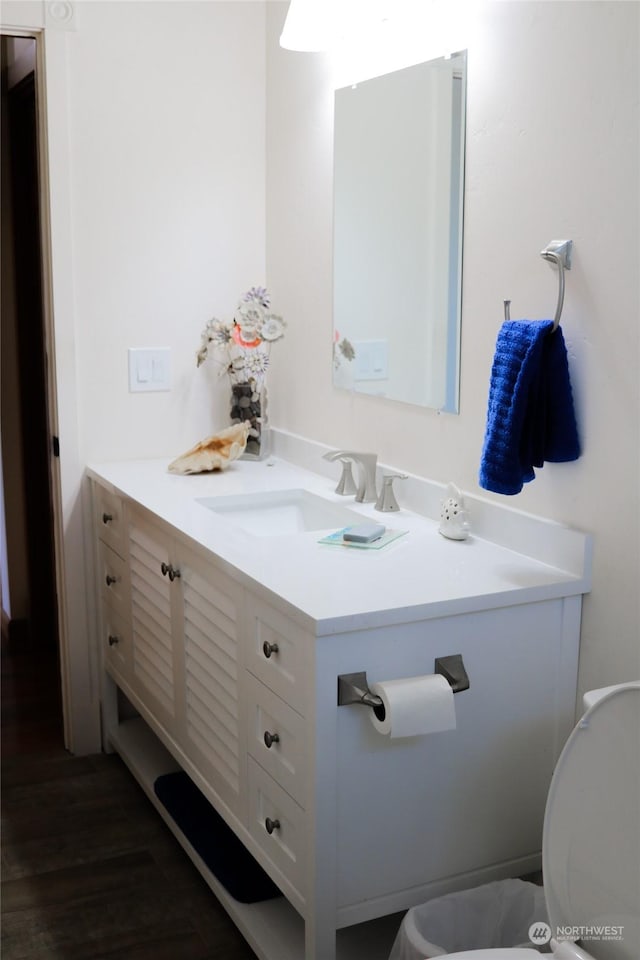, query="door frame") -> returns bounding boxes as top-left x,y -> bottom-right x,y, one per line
1,2 -> 101,754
